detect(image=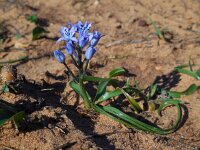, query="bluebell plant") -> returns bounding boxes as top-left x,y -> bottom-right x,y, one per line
54,21 -> 102,108
53,21 -> 198,135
